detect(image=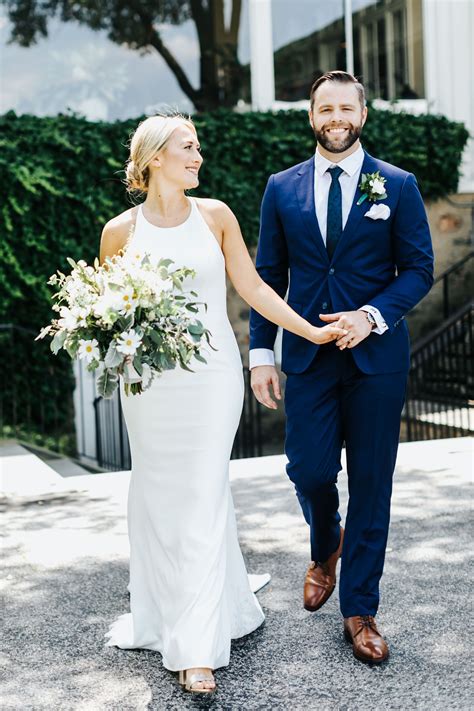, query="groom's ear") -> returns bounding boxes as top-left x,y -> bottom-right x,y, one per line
361,105 -> 368,126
